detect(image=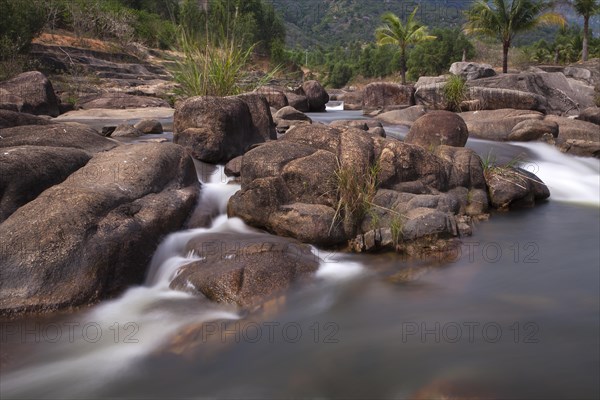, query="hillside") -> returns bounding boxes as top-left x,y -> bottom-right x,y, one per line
273,0 -> 594,48
274,0 -> 470,47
